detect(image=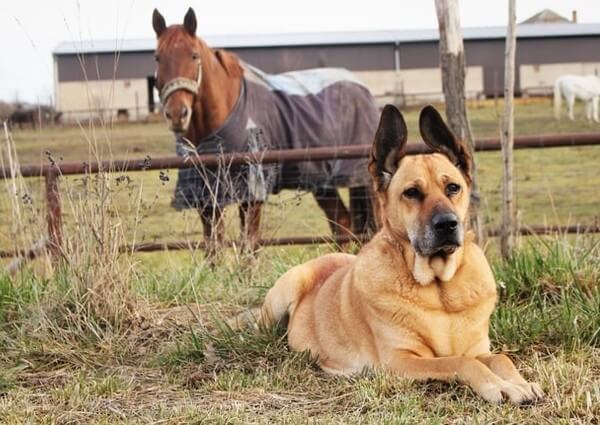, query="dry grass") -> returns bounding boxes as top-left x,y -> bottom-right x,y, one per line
1,98 -> 599,258
0,238 -> 599,423
0,98 -> 599,422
